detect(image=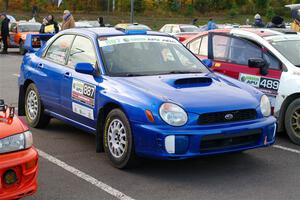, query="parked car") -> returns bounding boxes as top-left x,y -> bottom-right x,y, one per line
184,28 -> 300,144
0,99 -> 38,199
0,21 -> 41,55
18,28 -> 276,168
75,21 -> 93,28
160,24 -> 200,42
115,23 -> 152,30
